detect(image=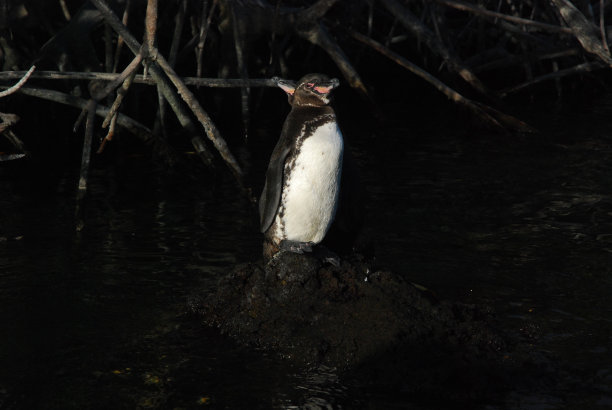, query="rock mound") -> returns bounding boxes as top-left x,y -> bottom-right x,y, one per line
190,252 -> 505,367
